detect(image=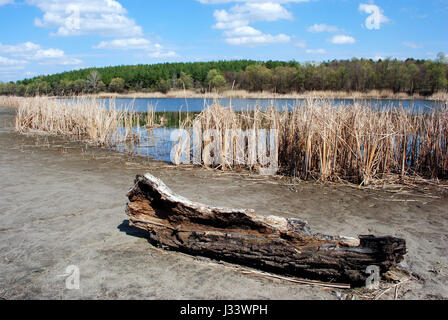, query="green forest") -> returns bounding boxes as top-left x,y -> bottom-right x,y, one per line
1,54 -> 447,97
